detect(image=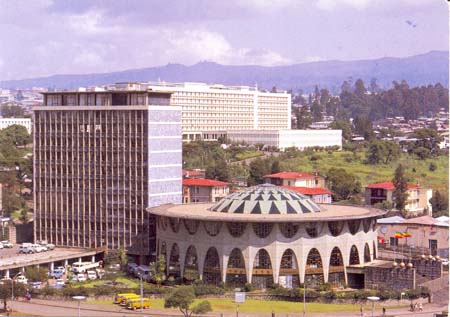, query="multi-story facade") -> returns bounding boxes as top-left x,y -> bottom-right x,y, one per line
364,182 -> 433,216
33,88 -> 182,261
0,118 -> 32,134
264,172 -> 325,188
125,82 -> 291,140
